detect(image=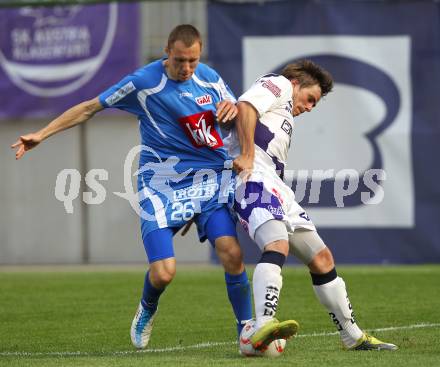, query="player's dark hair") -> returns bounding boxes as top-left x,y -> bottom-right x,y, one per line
281,60 -> 333,96
167,24 -> 202,50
